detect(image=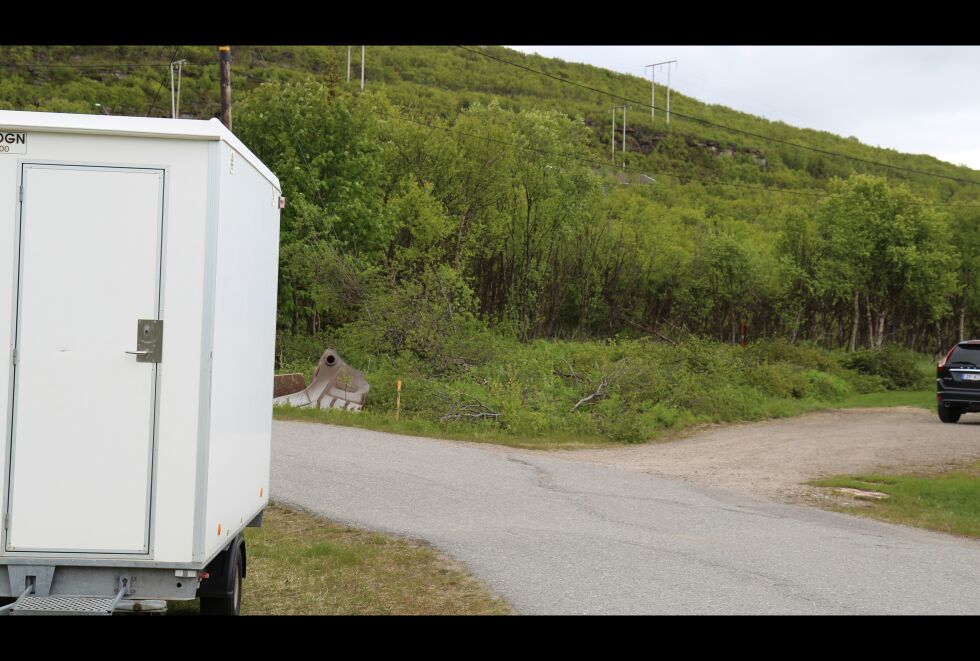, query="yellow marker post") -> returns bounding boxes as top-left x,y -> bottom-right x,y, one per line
396,380 -> 402,420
